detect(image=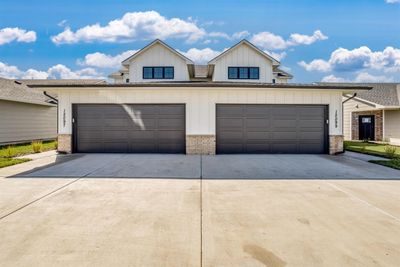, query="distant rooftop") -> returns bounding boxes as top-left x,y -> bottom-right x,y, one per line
322,83 -> 400,107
